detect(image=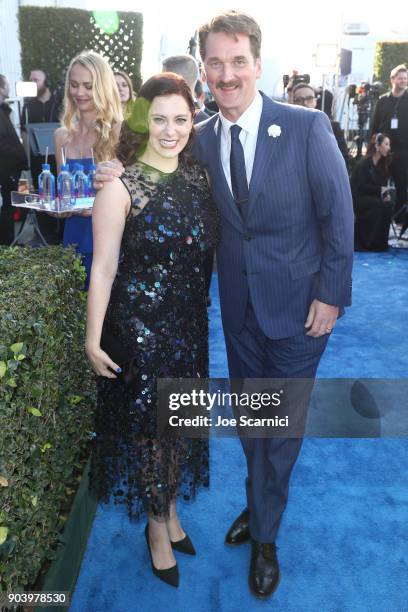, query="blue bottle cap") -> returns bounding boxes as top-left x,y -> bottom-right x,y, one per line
73,163 -> 81,171
89,164 -> 97,172
78,164 -> 84,171
42,163 -> 51,171
61,164 -> 69,172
